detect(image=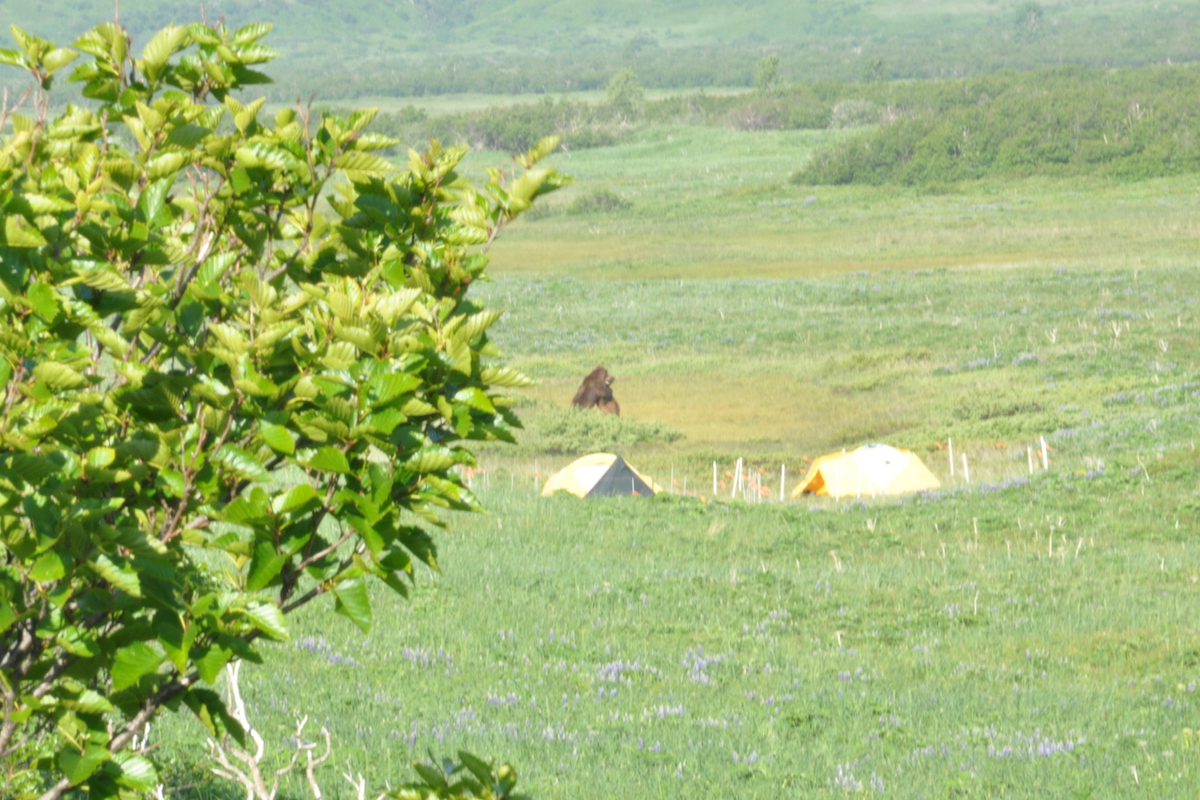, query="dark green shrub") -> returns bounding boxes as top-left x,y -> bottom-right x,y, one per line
568,189 -> 632,214
522,406 -> 683,455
